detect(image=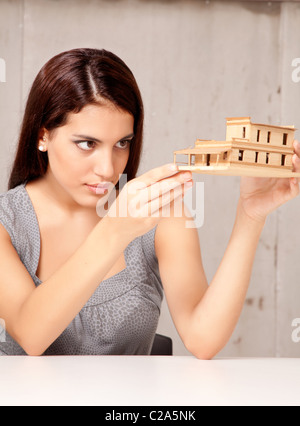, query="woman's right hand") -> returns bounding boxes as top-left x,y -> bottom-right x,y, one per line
105,164 -> 194,240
